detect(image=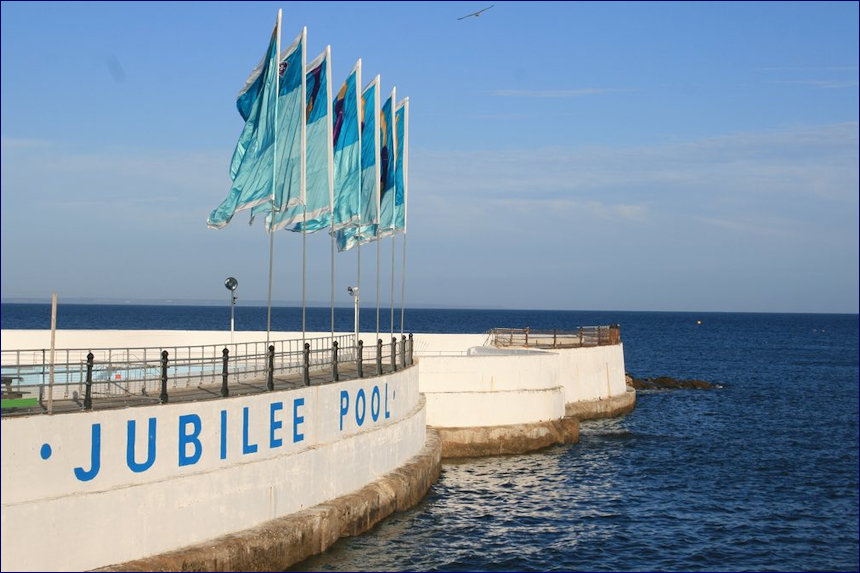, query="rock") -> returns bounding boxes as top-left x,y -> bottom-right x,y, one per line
626,373 -> 716,390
